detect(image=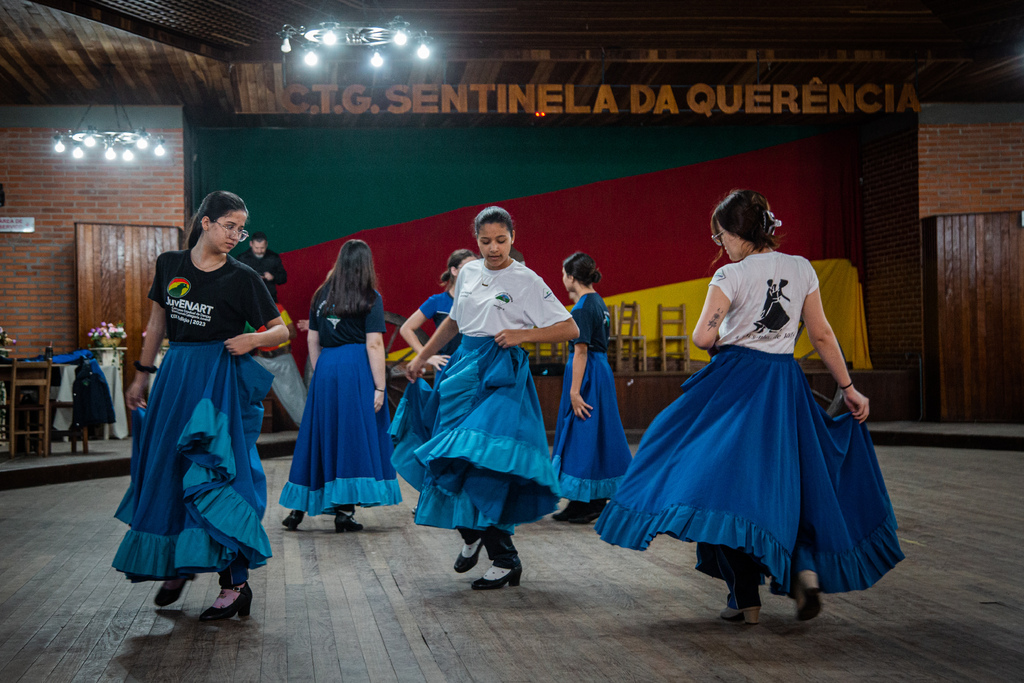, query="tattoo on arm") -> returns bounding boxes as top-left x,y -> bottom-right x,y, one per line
706,309 -> 722,330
